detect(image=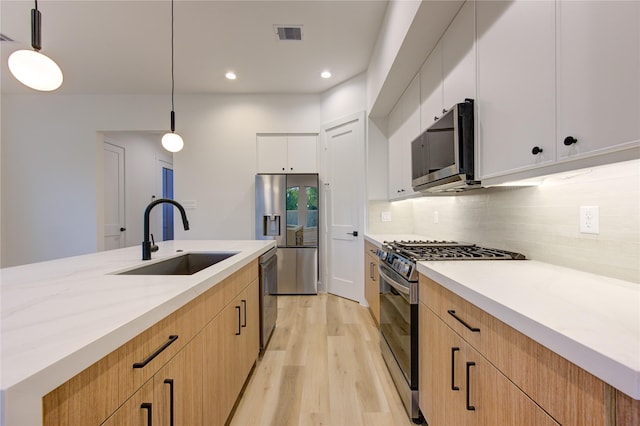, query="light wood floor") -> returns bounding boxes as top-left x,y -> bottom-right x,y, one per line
230,294 -> 415,426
